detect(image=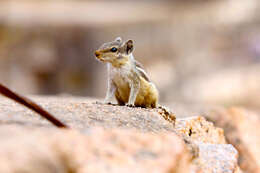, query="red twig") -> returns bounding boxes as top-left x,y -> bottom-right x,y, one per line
0,83 -> 68,128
